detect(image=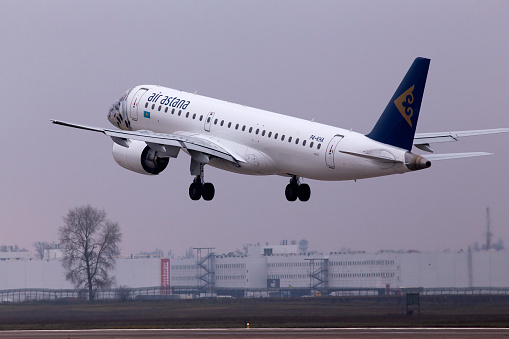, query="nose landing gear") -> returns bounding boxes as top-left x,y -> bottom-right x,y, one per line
285,175 -> 311,202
